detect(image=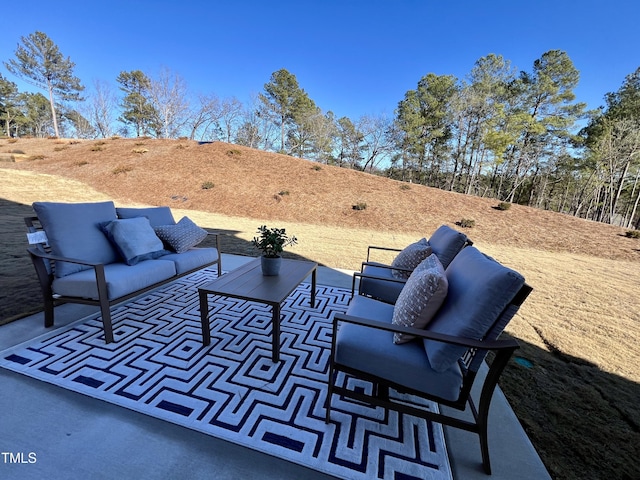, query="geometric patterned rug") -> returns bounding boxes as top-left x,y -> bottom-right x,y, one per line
0,267 -> 452,480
